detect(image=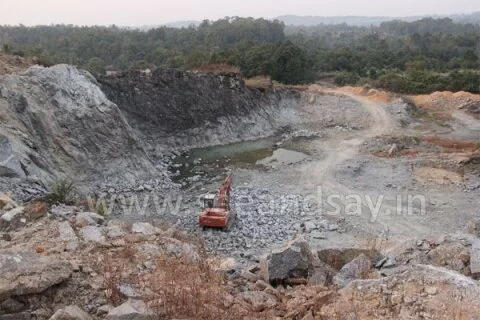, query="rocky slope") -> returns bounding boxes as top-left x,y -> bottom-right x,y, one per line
100,70 -> 301,149
0,65 -> 156,196
0,64 -> 303,199
1,194 -> 480,320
